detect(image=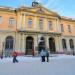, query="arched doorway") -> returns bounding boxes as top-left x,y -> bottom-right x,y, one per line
49,37 -> 56,53
26,36 -> 34,55
62,39 -> 67,50
69,39 -> 74,50
38,37 -> 45,53
5,36 -> 14,57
